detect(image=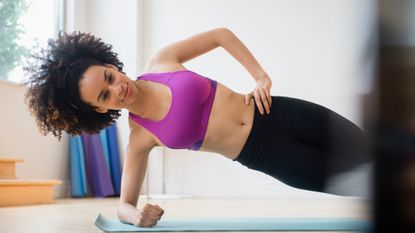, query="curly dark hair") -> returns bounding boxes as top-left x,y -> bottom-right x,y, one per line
25,31 -> 124,139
